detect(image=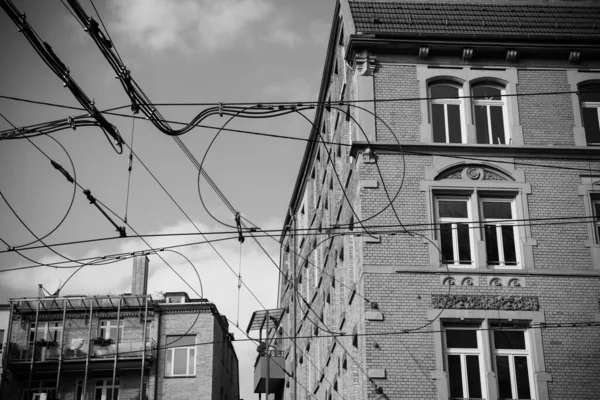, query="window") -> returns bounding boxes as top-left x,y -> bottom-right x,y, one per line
95,379 -> 119,400
430,83 -> 464,143
482,200 -> 518,267
165,335 -> 196,377
22,381 -> 56,400
0,329 -> 4,353
473,84 -> 507,144
592,196 -> 600,243
444,325 -> 483,399
29,322 -> 62,344
435,194 -> 519,268
443,323 -> 534,400
436,197 -> 474,266
580,83 -> 600,144
99,320 -> 123,341
492,328 -> 533,399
